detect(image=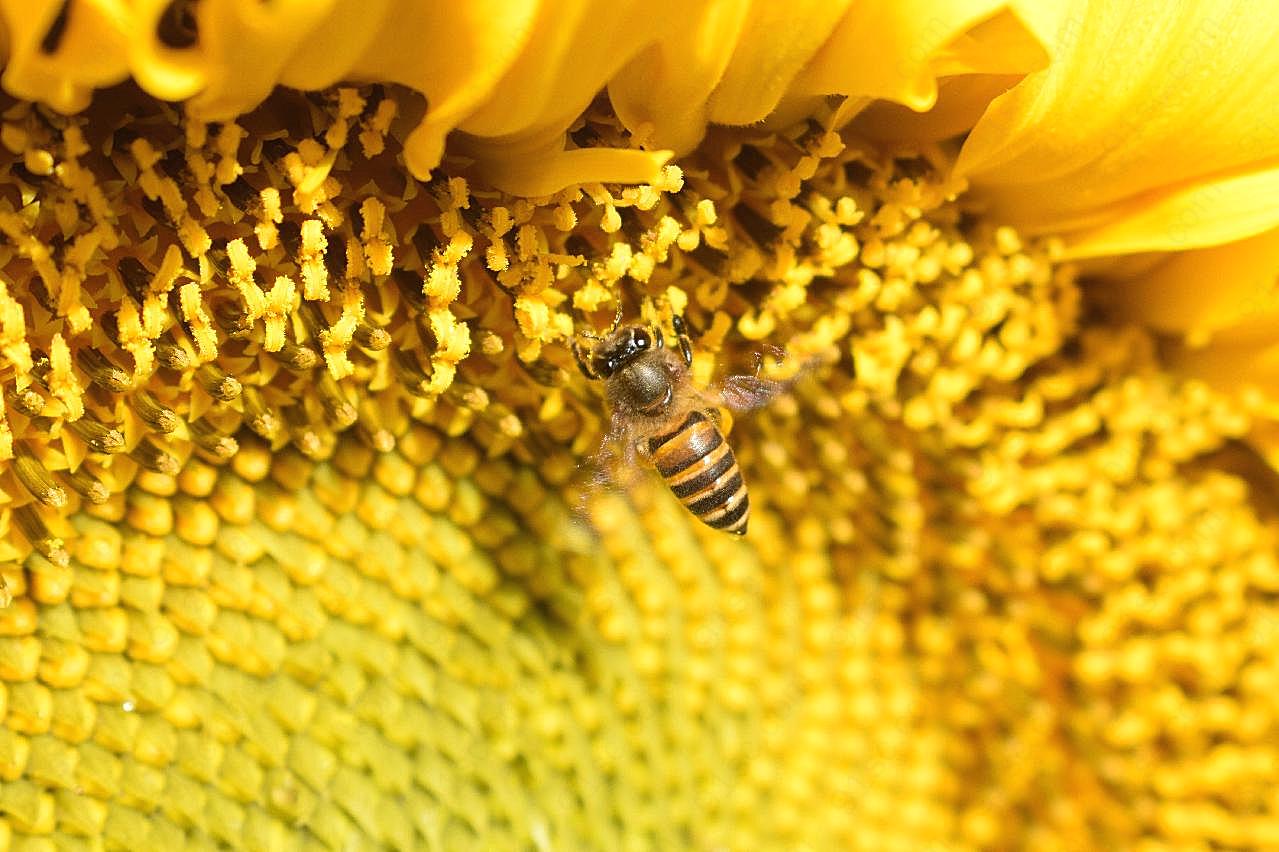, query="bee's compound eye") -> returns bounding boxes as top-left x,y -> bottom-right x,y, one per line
633,330 -> 650,349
